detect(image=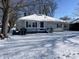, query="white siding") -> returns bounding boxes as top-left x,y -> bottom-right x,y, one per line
16,20 -> 66,32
